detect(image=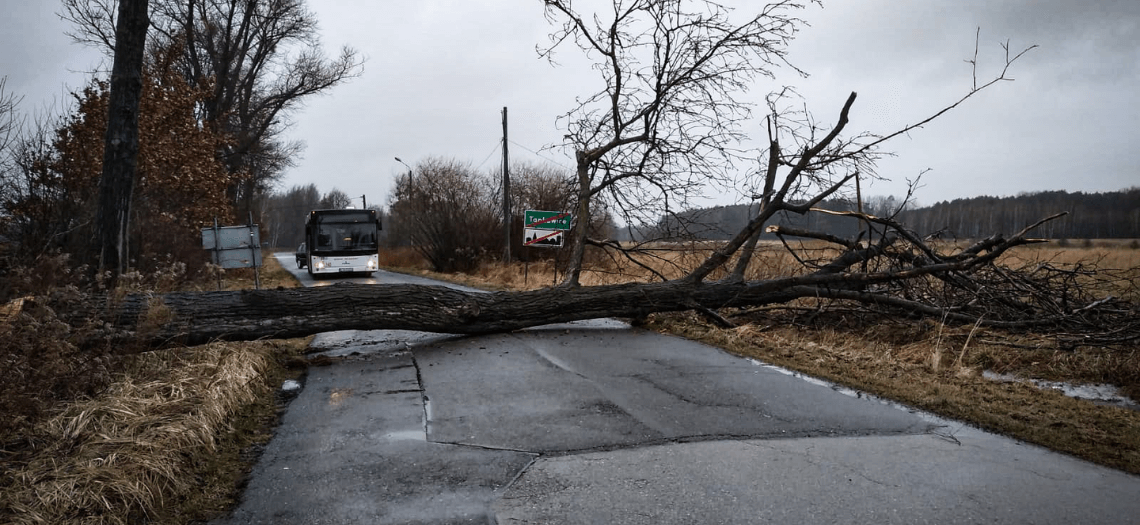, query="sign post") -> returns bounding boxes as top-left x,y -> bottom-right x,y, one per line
202,218 -> 262,290
523,210 -> 572,286
523,210 -> 572,248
